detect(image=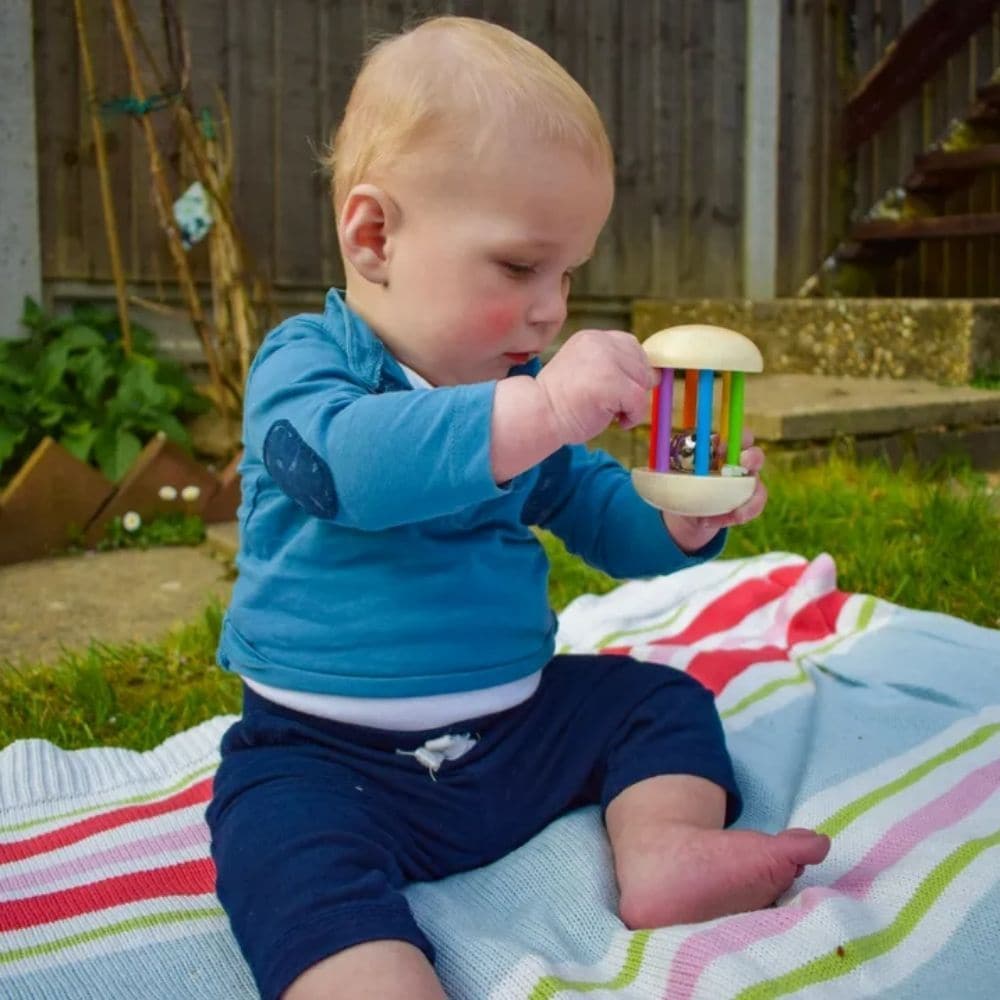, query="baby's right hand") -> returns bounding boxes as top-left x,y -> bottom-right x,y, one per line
536,329 -> 657,445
